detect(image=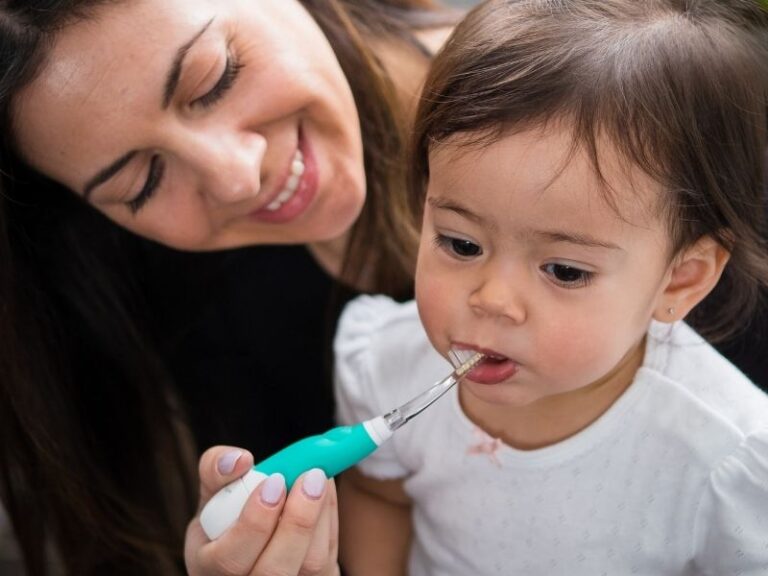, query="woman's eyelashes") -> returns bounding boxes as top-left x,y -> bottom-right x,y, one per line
433,233 -> 483,258
192,52 -> 243,109
127,156 -> 165,214
541,263 -> 594,288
